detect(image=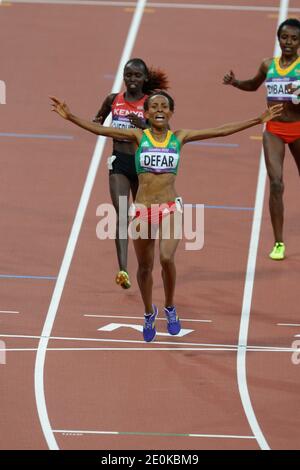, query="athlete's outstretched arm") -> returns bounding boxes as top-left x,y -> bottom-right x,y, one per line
50,96 -> 141,143
223,59 -> 271,91
178,104 -> 283,144
93,93 -> 117,124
